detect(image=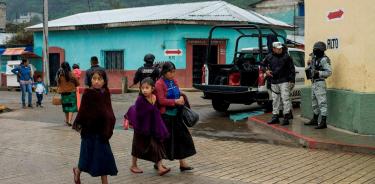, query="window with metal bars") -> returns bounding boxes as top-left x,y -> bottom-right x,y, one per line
104,50 -> 124,71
